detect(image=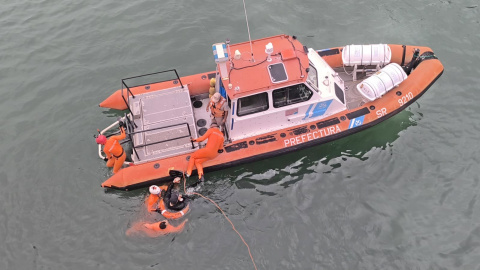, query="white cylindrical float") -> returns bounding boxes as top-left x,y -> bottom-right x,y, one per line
356,63 -> 407,101
342,44 -> 392,66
